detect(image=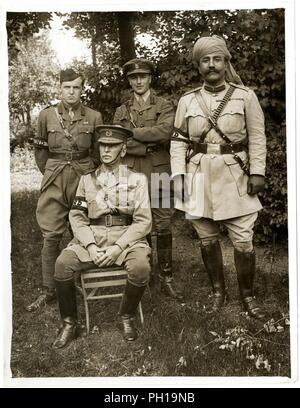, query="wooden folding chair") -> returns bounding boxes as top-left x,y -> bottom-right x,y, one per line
80,266 -> 145,334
